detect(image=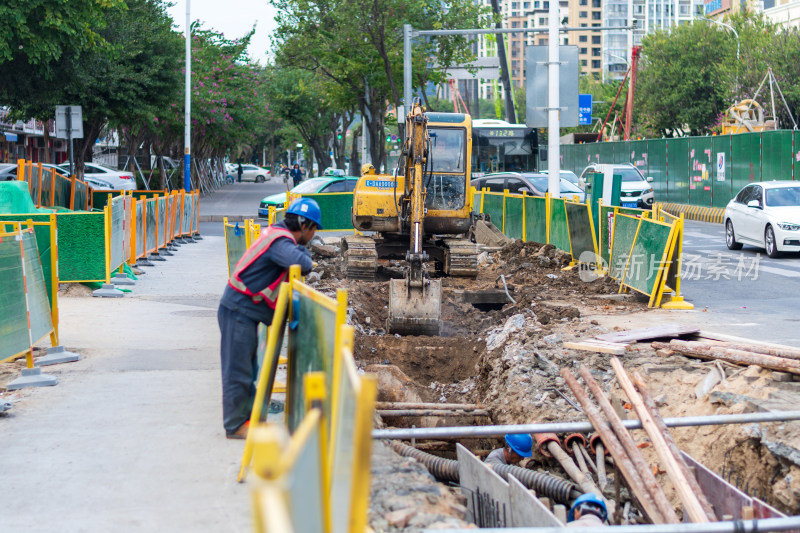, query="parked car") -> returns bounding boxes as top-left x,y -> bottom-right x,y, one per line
57,162 -> 135,190
258,175 -> 360,219
226,163 -> 271,183
0,163 -> 17,180
579,163 -> 654,209
471,172 -> 586,202
543,169 -> 584,189
724,181 -> 800,258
